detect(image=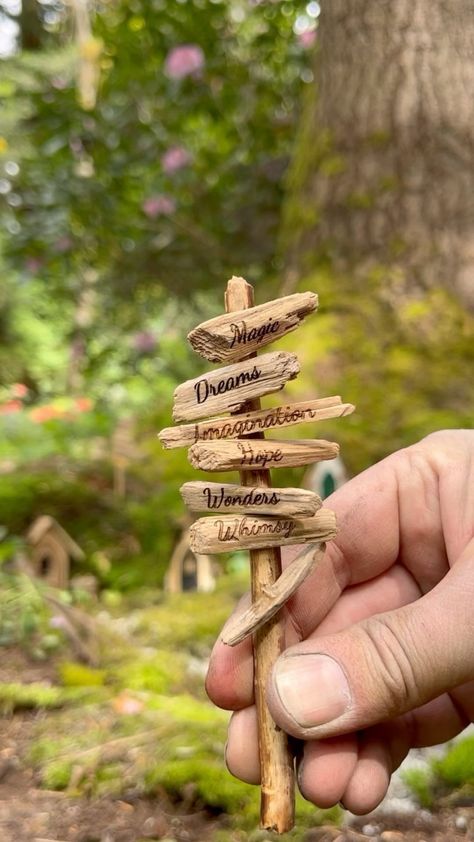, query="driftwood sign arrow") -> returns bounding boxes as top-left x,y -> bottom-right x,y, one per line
188,438 -> 339,472
159,396 -> 354,449
188,286 -> 318,363
180,481 -> 322,517
172,350 -> 299,422
221,543 -> 326,646
189,509 -> 337,554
